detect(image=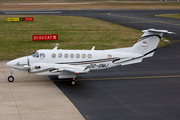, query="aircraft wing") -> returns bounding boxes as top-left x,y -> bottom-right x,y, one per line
30,63 -> 90,74
56,64 -> 90,74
